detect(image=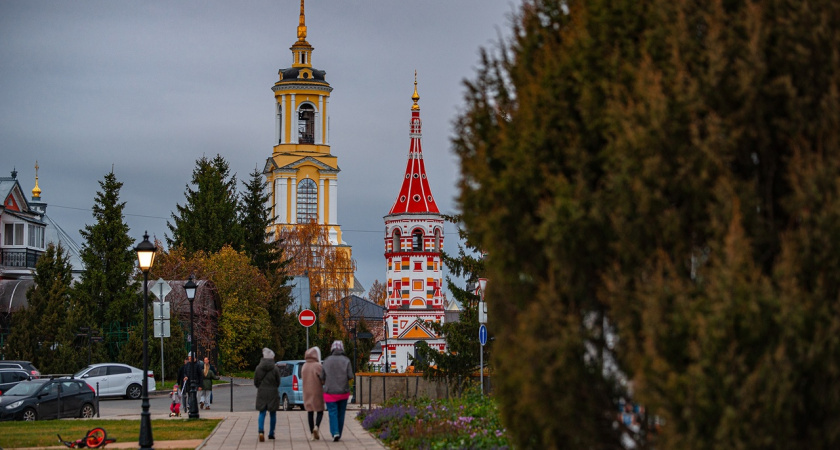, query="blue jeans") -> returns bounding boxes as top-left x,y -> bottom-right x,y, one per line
258,409 -> 276,436
326,399 -> 348,438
